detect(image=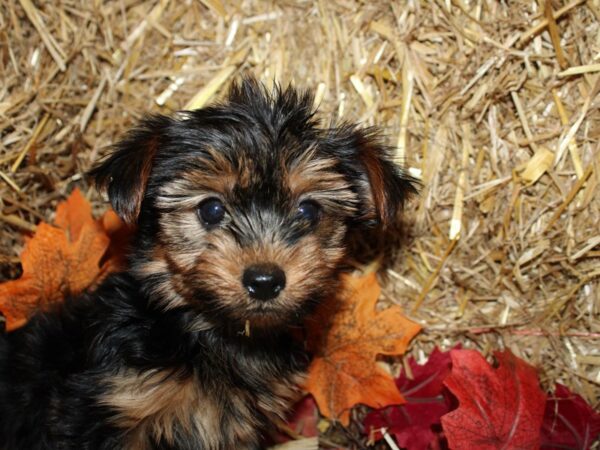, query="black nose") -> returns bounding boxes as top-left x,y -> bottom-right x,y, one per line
242,264 -> 286,301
